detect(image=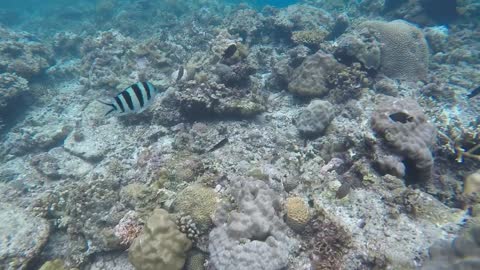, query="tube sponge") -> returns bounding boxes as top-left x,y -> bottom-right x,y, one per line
128,208 -> 192,270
